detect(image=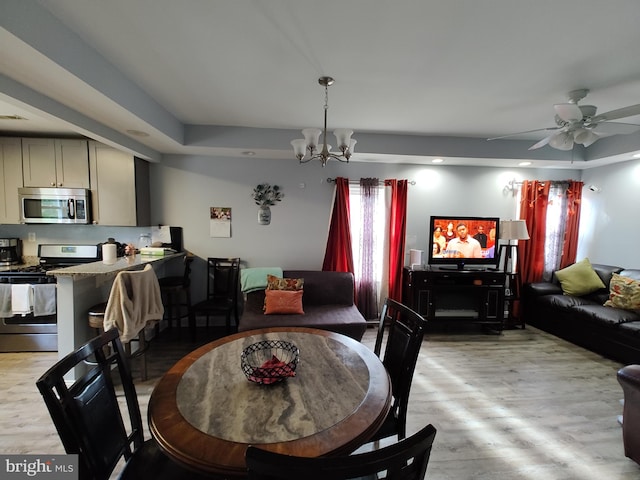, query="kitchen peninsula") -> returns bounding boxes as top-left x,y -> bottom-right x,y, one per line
48,252 -> 183,380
